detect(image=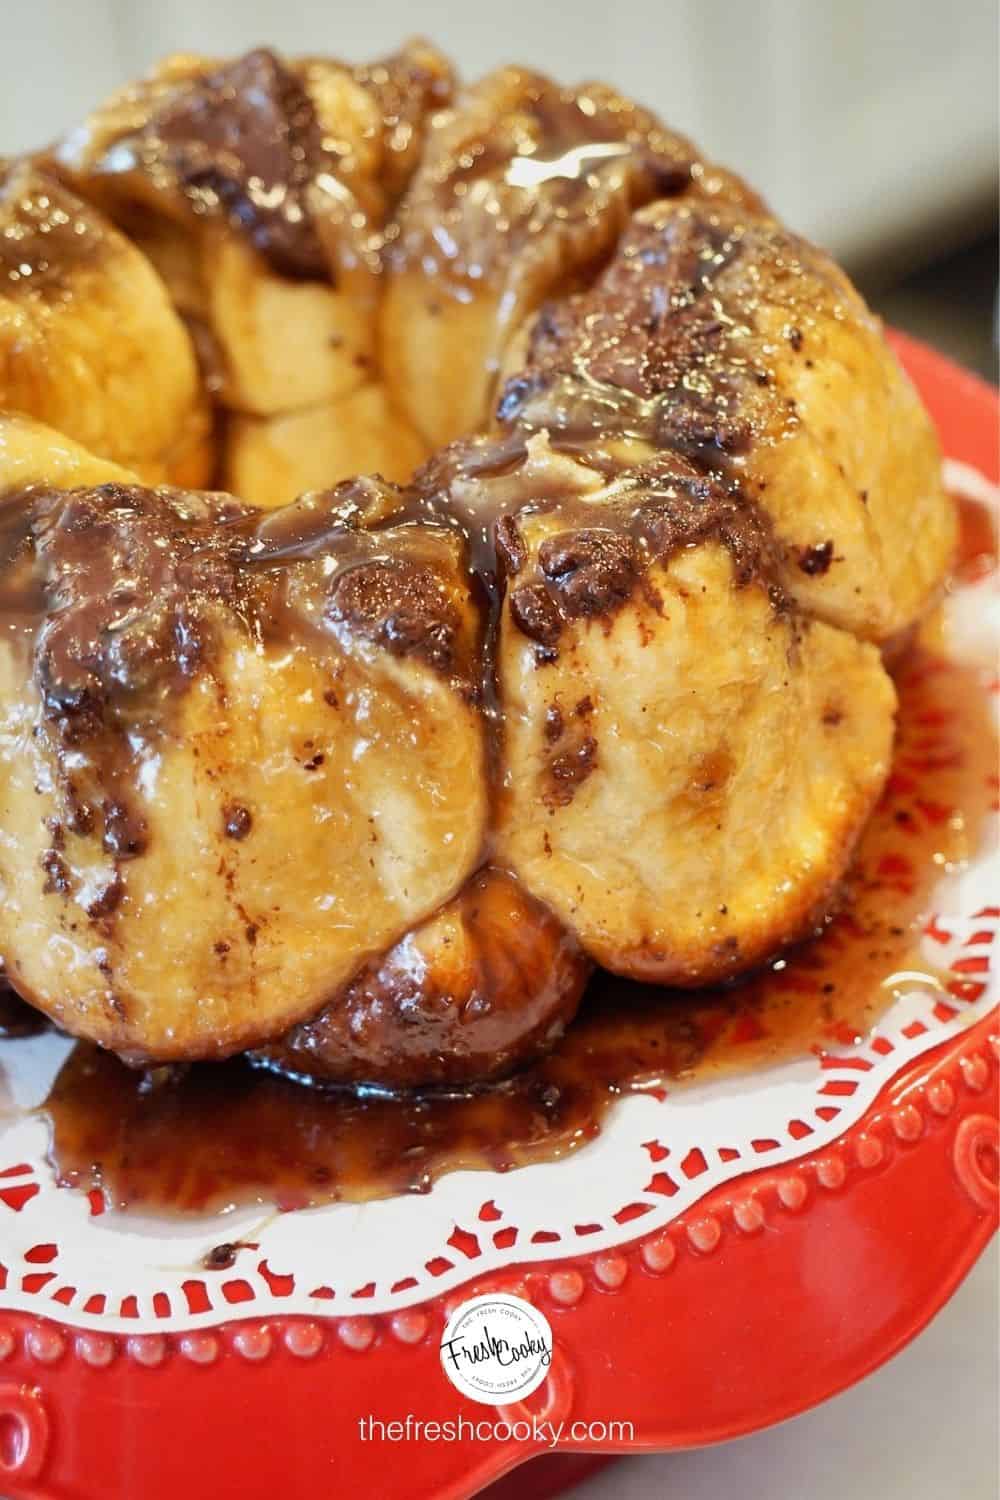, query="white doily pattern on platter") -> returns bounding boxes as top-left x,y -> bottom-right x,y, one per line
0,461 -> 995,1334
